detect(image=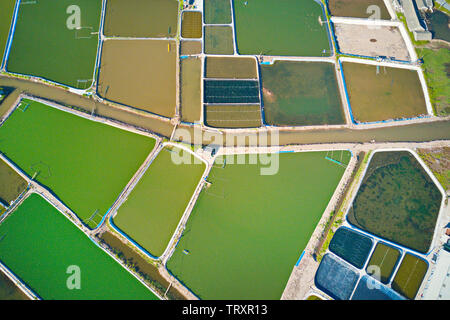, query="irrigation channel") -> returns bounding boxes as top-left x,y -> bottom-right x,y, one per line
0,75 -> 449,146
